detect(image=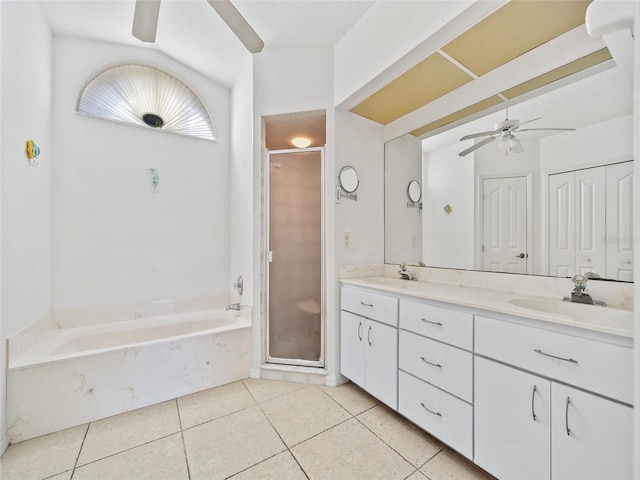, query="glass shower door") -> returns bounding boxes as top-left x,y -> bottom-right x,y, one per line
267,149 -> 323,366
